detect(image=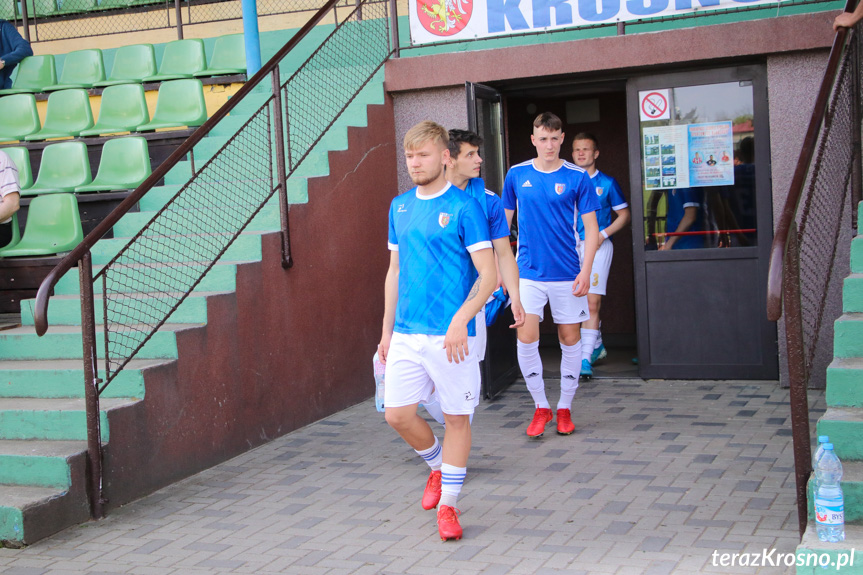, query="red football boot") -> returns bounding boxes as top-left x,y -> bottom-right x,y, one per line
526,407 -> 553,438
556,408 -> 575,435
421,470 -> 442,510
437,505 -> 462,541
